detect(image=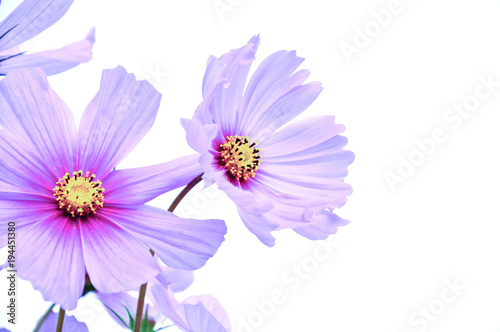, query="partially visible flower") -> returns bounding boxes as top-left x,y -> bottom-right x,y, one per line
183,36 -> 354,246
0,0 -> 94,75
0,66 -> 226,310
37,311 -> 88,332
98,265 -> 194,329
97,265 -> 230,332
148,272 -> 231,332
